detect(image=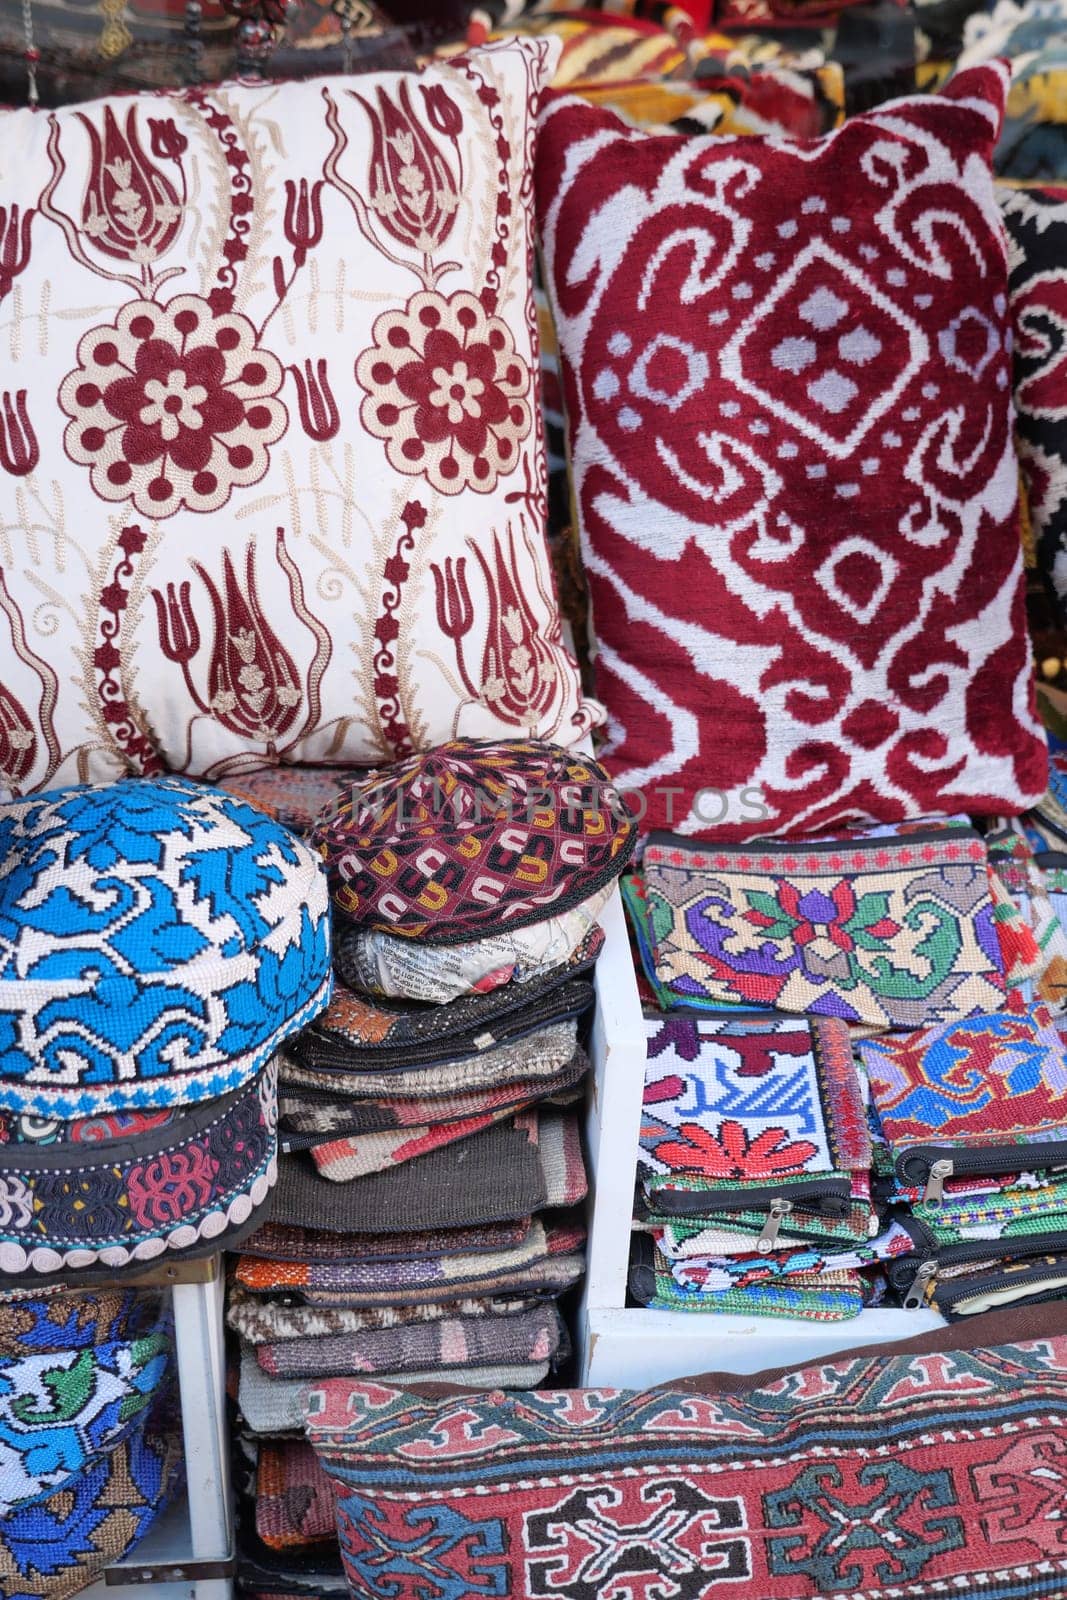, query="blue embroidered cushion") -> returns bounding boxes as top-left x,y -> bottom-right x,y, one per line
0,777 -> 331,1118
